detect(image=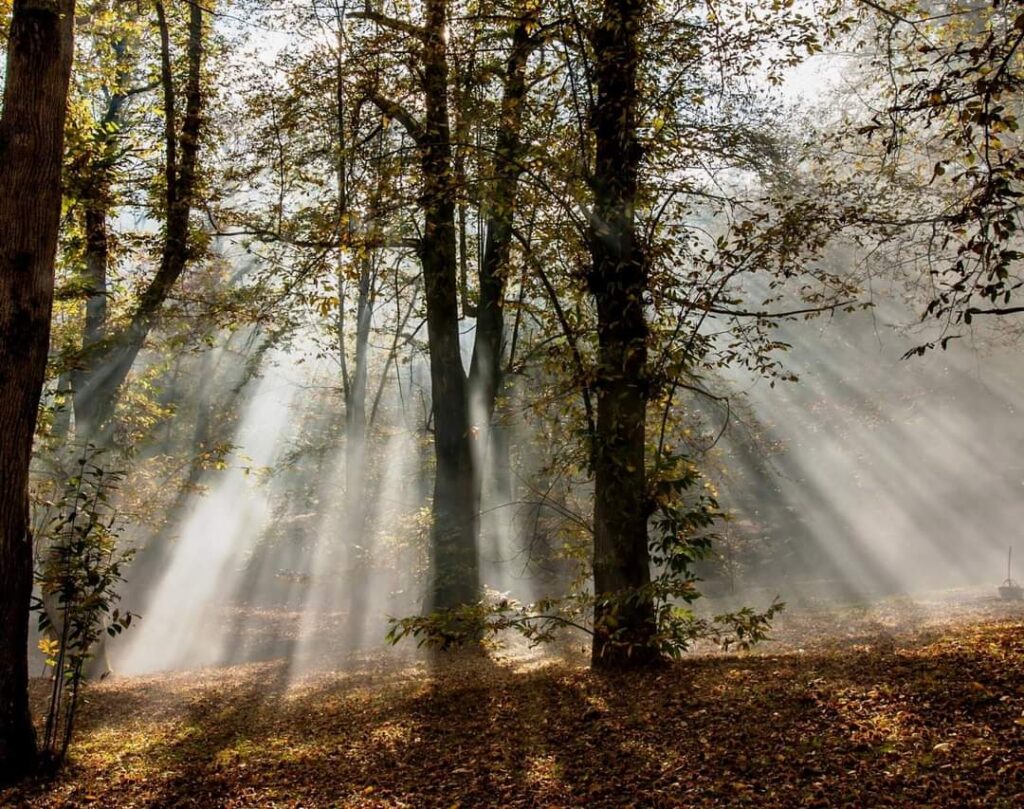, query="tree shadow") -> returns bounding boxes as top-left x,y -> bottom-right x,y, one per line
4,623 -> 1023,807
